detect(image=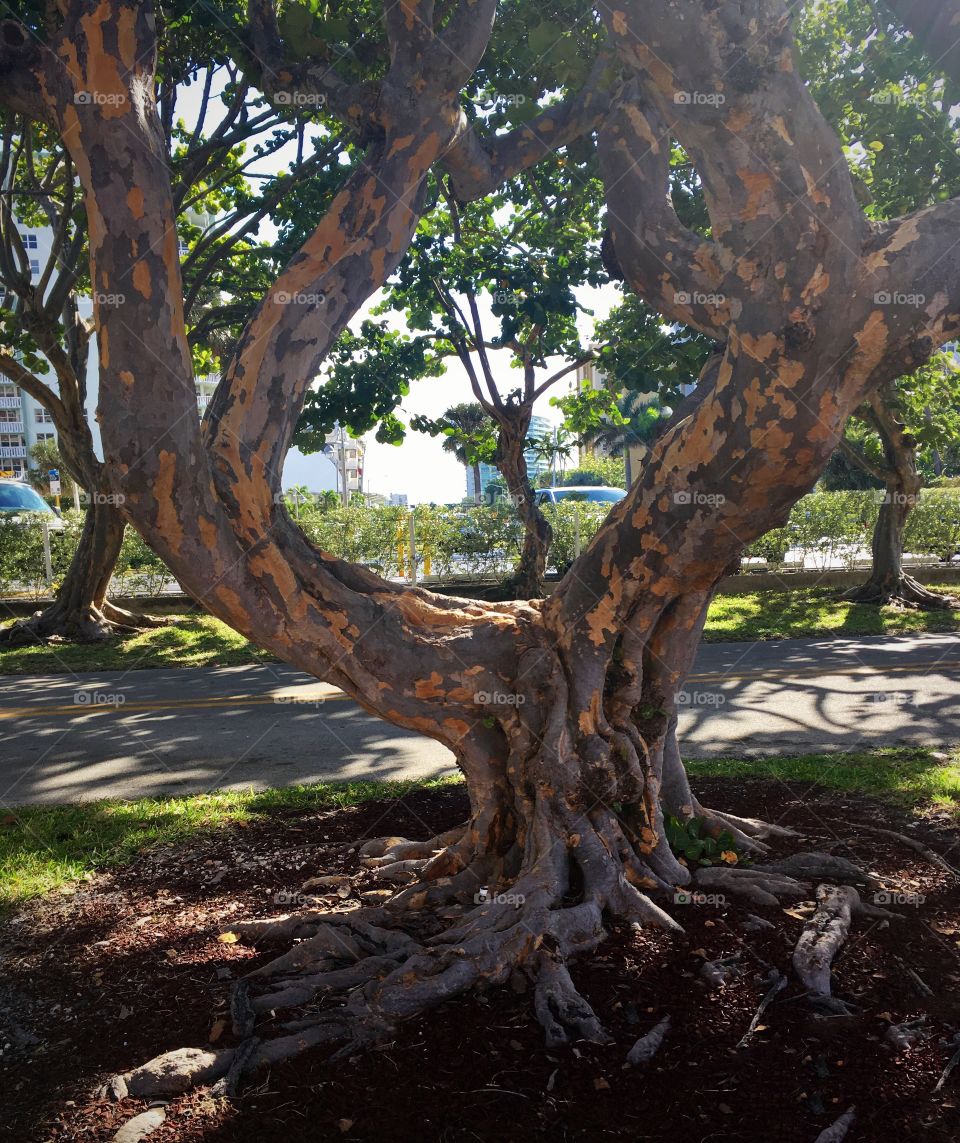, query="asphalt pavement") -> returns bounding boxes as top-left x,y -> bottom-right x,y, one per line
0,632 -> 957,804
